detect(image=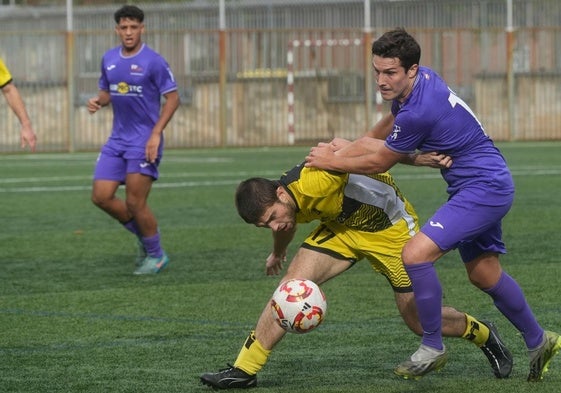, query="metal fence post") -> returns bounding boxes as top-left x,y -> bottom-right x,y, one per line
66,0 -> 75,152
506,0 -> 516,141
363,0 -> 372,132
219,0 -> 227,147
